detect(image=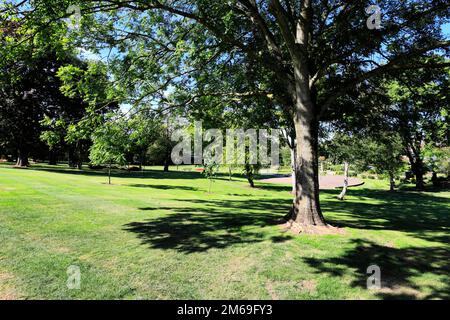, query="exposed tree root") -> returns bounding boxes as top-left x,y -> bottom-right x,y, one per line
281,219 -> 345,235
